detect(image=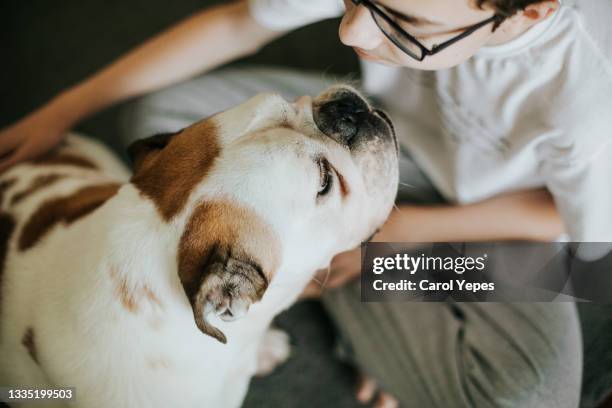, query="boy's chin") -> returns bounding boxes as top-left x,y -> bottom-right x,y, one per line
372,58 -> 402,68
359,48 -> 477,71
399,56 -> 475,71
